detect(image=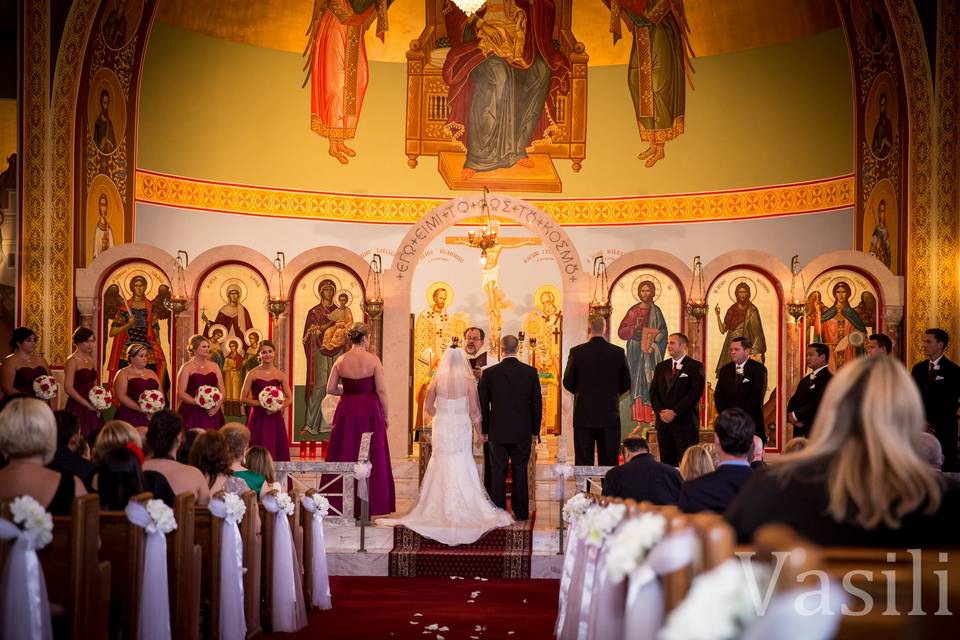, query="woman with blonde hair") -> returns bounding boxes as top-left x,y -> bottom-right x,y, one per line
92,419 -> 175,506
245,445 -> 276,485
679,444 -> 715,481
727,356 -> 959,546
176,334 -> 225,430
113,343 -> 162,427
